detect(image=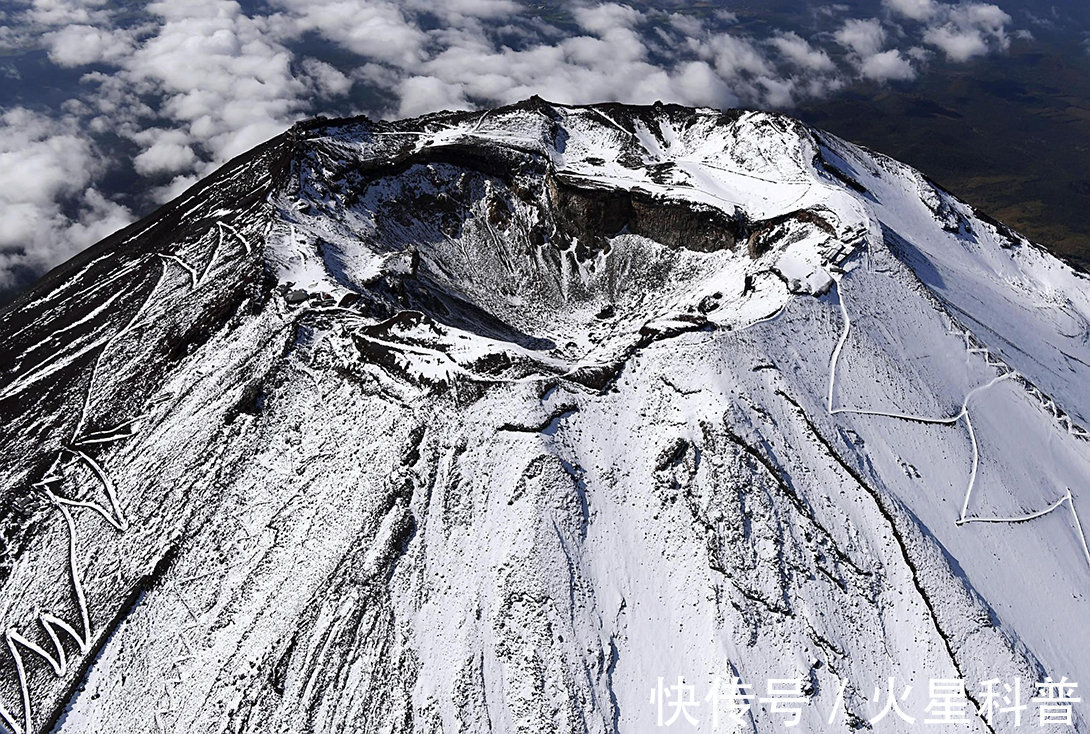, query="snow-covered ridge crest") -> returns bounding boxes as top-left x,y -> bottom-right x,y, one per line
0,100 -> 1089,733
